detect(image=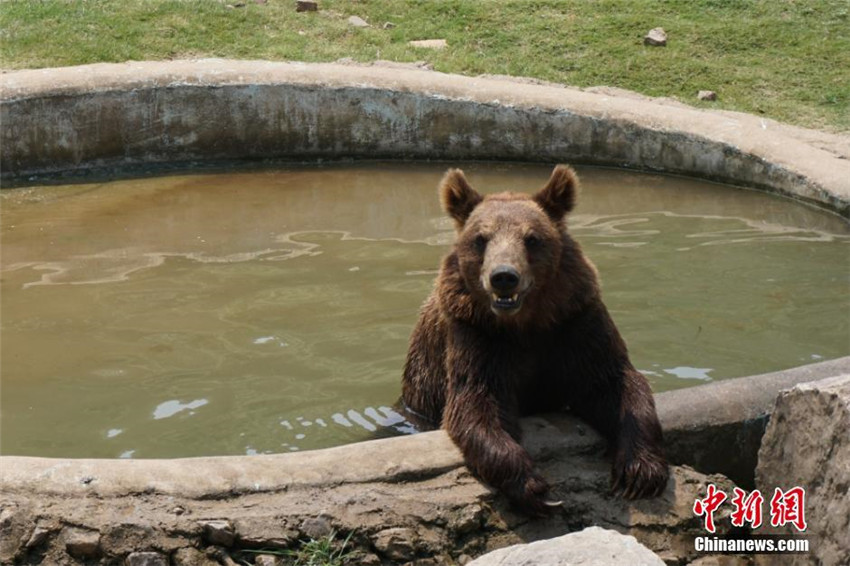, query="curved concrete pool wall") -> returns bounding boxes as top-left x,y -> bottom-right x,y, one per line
2,61 -> 850,563
2,59 -> 850,218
